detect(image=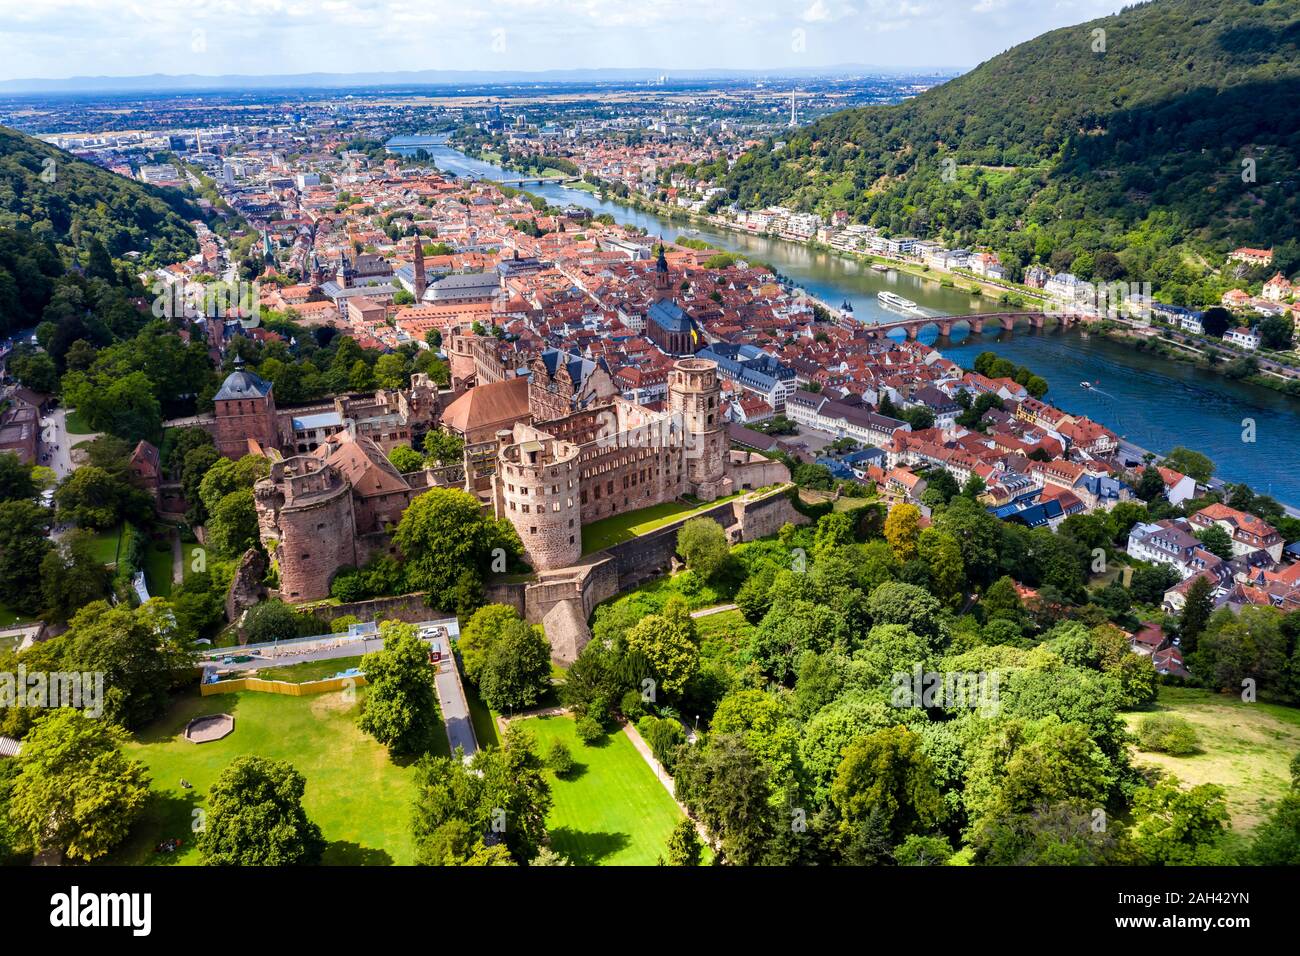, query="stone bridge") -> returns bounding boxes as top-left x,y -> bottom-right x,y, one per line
862,311 -> 1088,341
